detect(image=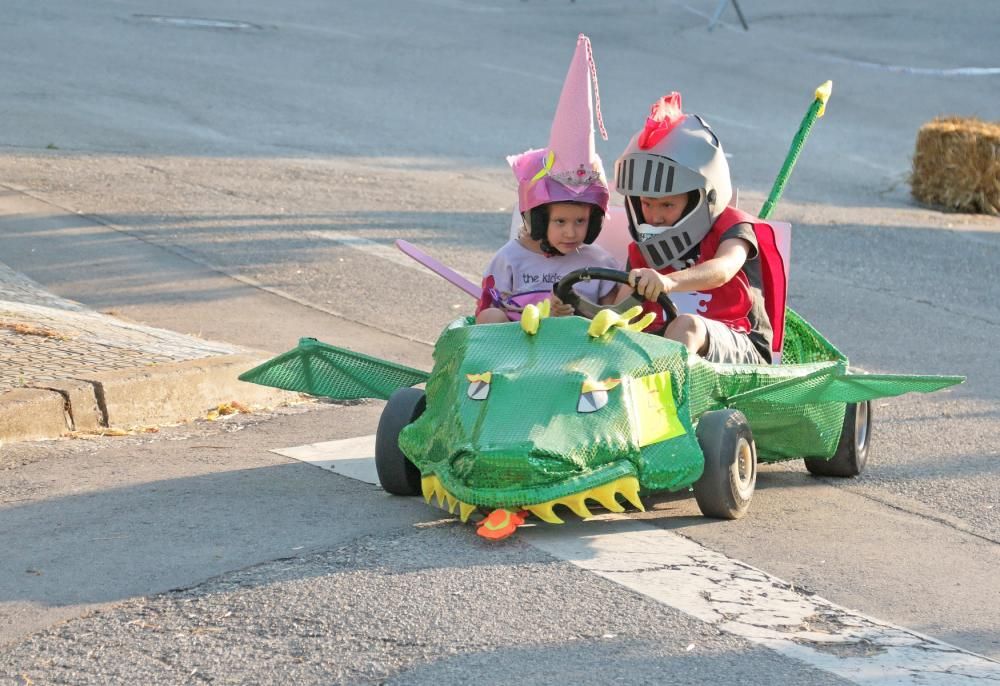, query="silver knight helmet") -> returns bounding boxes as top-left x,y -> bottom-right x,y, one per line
615,94 -> 732,270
